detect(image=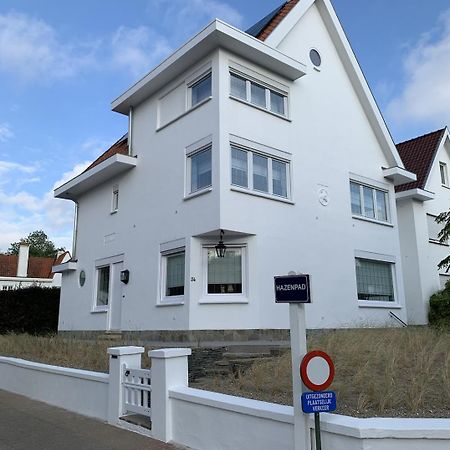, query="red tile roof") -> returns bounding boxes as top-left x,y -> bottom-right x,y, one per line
84,134 -> 128,173
395,128 -> 446,193
0,251 -> 70,279
254,0 -> 300,41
